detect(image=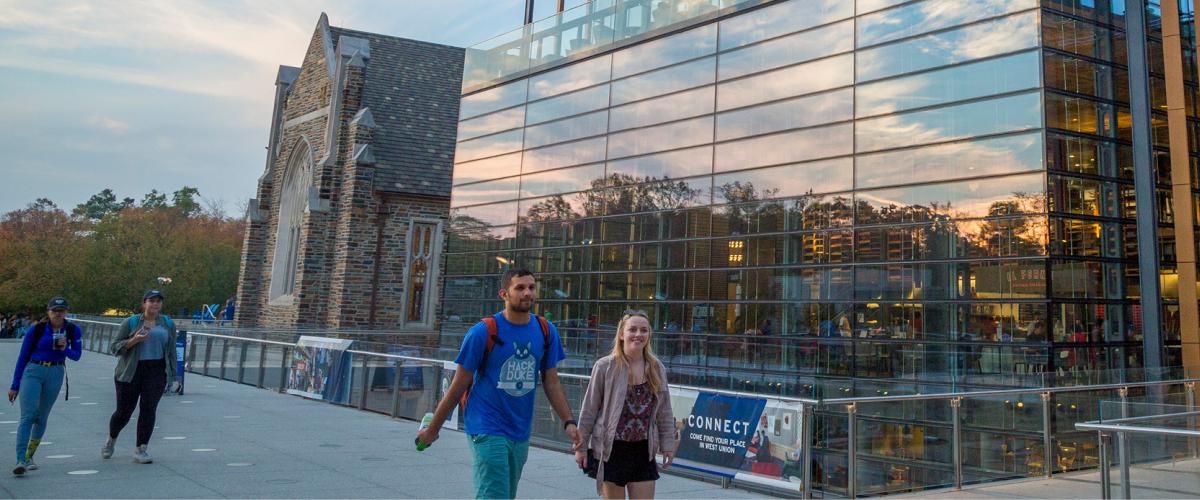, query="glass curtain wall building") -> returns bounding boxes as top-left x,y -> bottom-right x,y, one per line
442,0 -> 1200,492
442,0 -> 1200,401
